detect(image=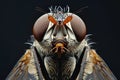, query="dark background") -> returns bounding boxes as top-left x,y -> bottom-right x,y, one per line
1,0 -> 120,79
